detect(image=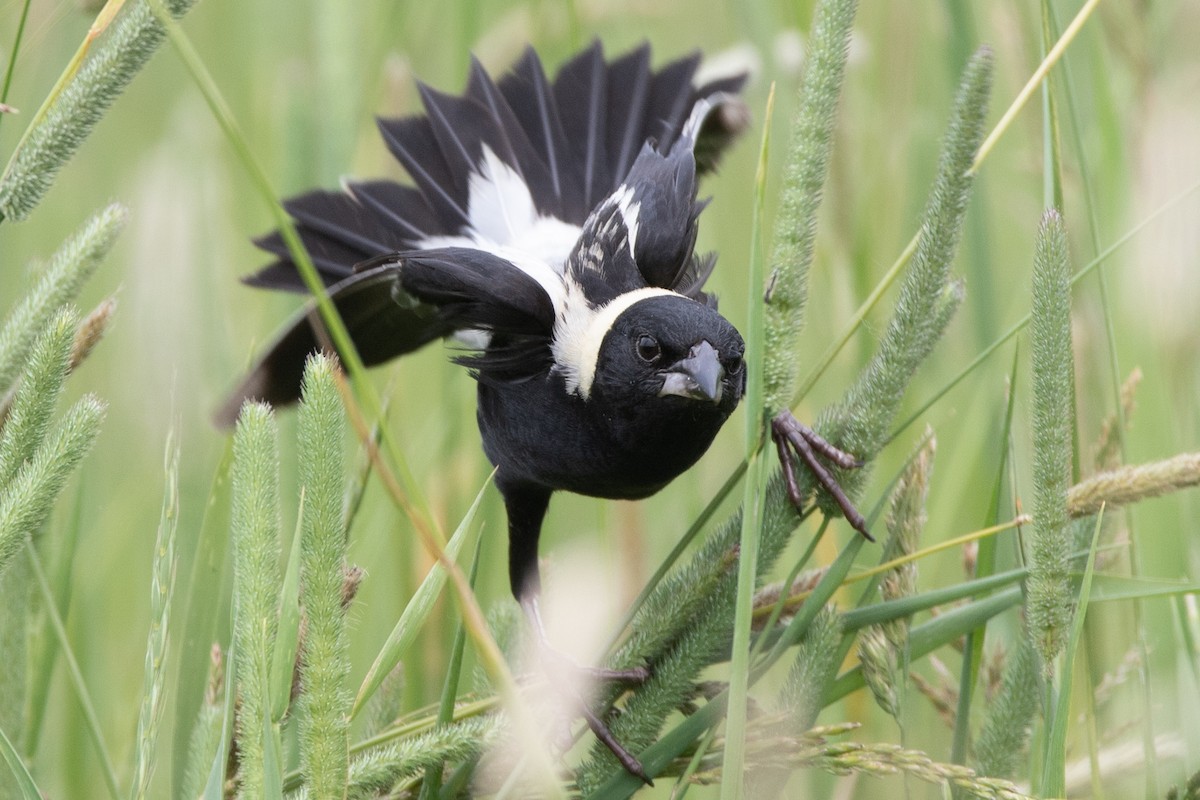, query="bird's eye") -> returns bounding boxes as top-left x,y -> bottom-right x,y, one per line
636,335 -> 661,363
